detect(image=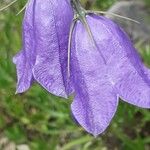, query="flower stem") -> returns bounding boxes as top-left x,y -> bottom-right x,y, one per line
0,0 -> 17,12
70,0 -> 107,64
71,0 -> 86,18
